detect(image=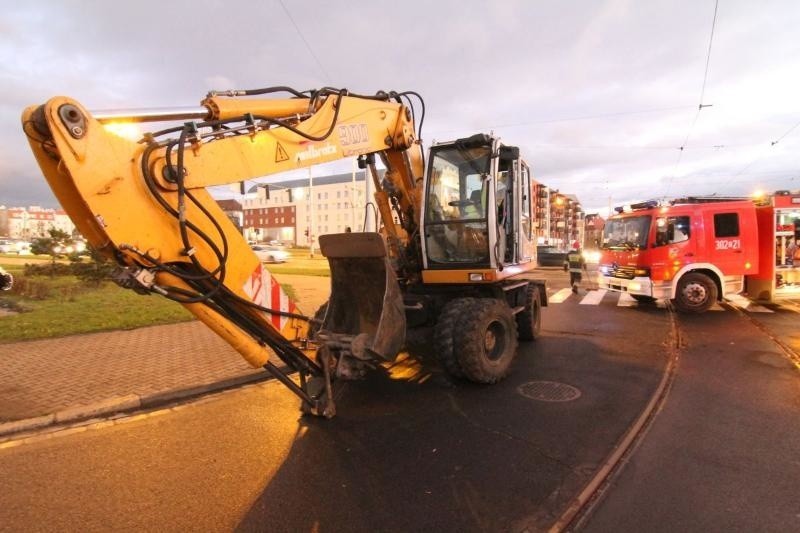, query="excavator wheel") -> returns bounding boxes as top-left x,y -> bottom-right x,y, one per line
455,298 -> 519,384
433,298 -> 475,378
516,283 -> 542,341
